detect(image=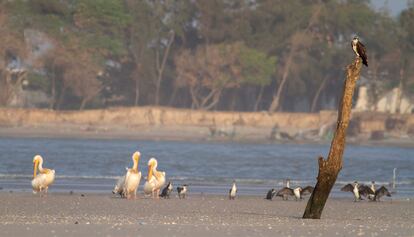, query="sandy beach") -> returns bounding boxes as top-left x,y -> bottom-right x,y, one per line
0,192 -> 412,237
